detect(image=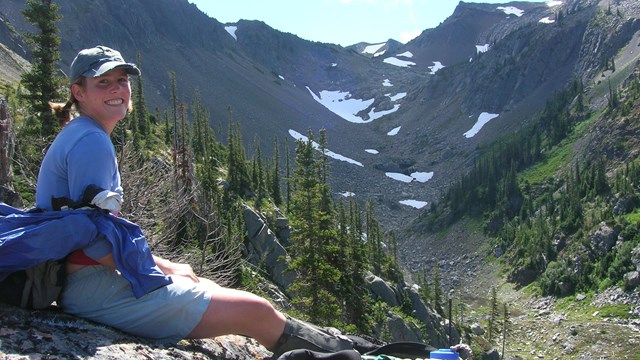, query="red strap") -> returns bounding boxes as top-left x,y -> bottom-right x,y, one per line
67,249 -> 100,265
